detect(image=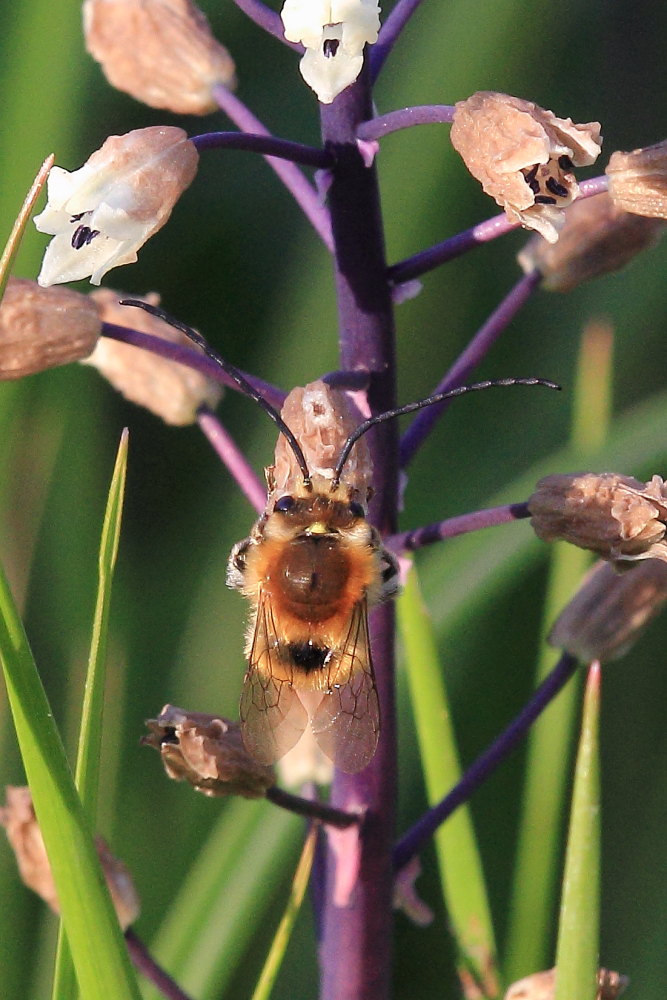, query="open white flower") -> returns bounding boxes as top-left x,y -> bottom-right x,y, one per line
281,0 -> 380,104
34,126 -> 198,286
